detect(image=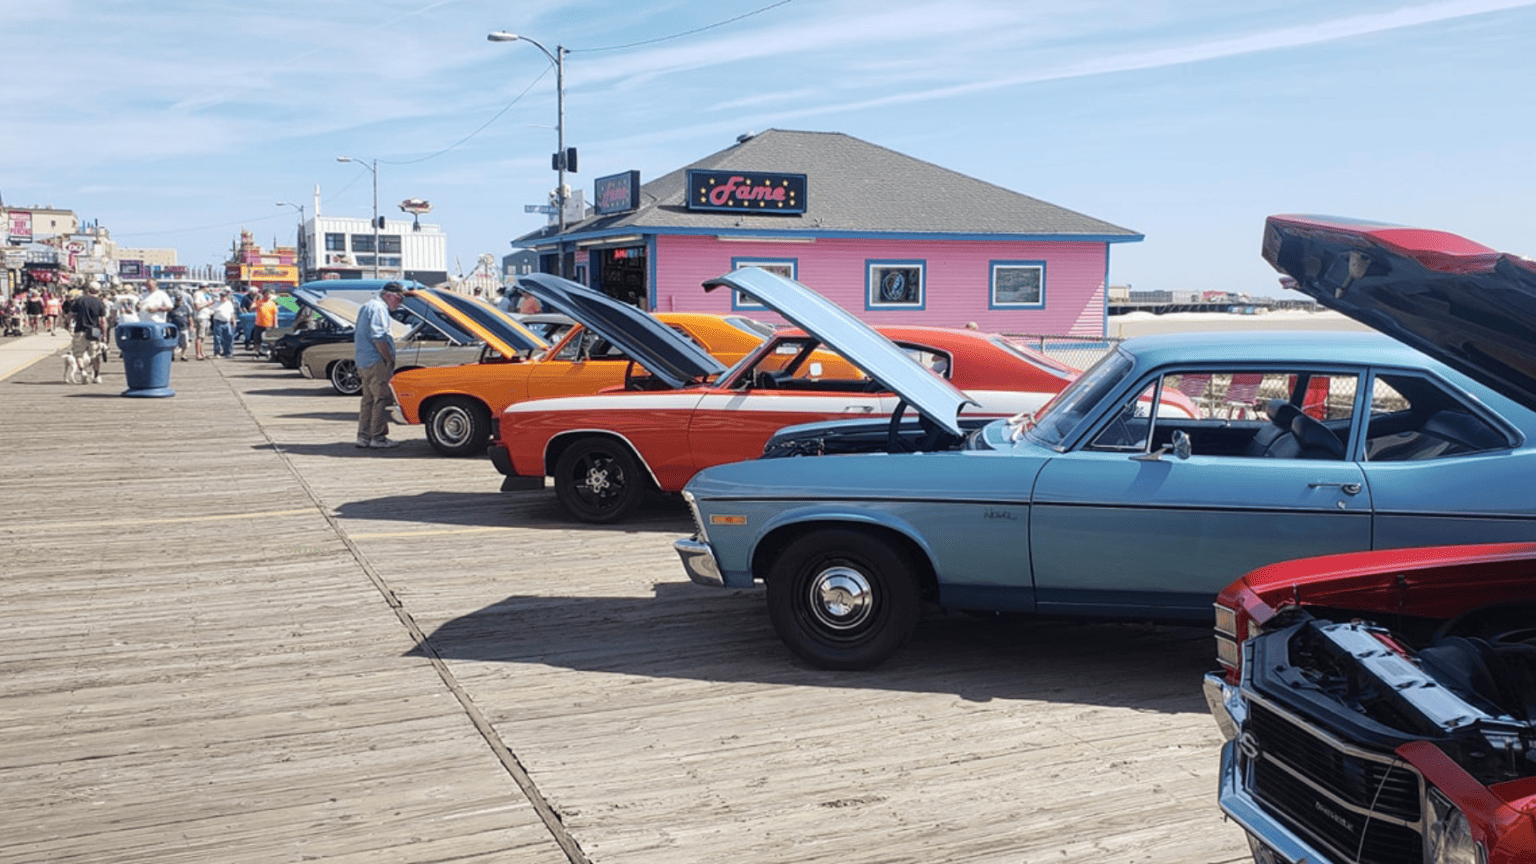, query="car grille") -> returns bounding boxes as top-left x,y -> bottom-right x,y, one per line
1247,701 -> 1424,864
